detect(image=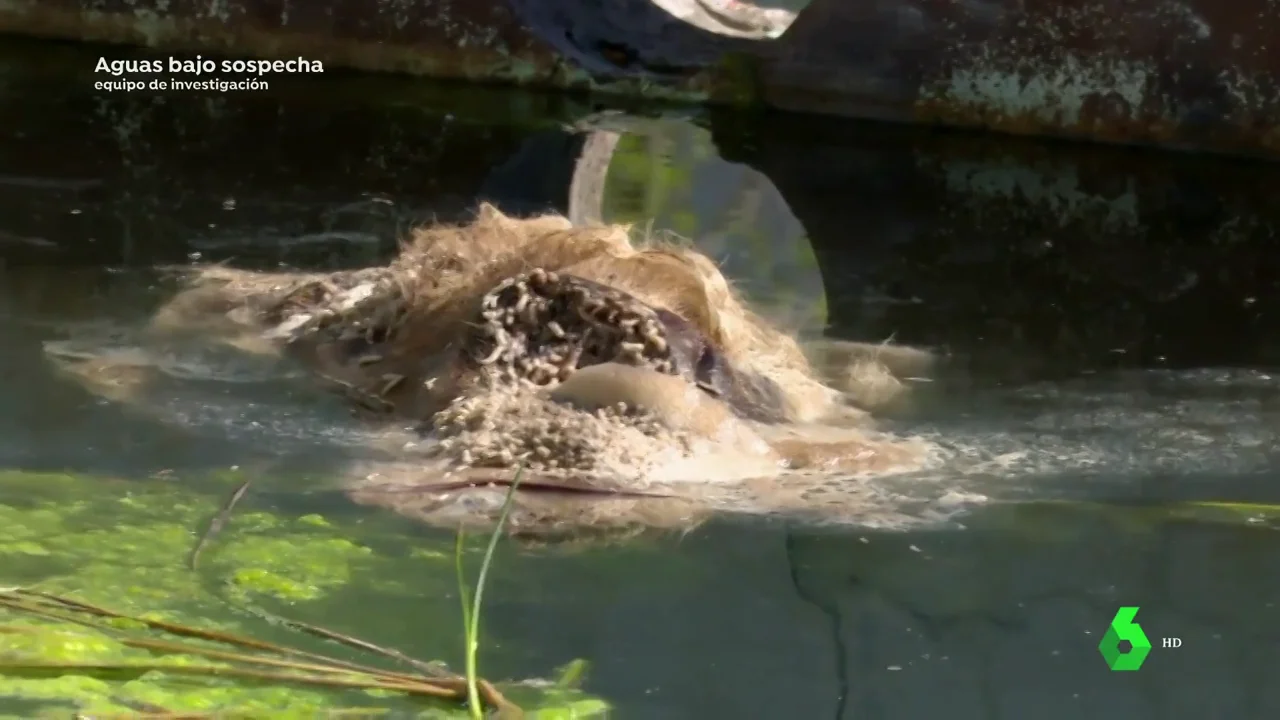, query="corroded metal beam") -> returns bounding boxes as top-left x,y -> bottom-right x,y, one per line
1,0 -> 1279,159
760,0 -> 1280,159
